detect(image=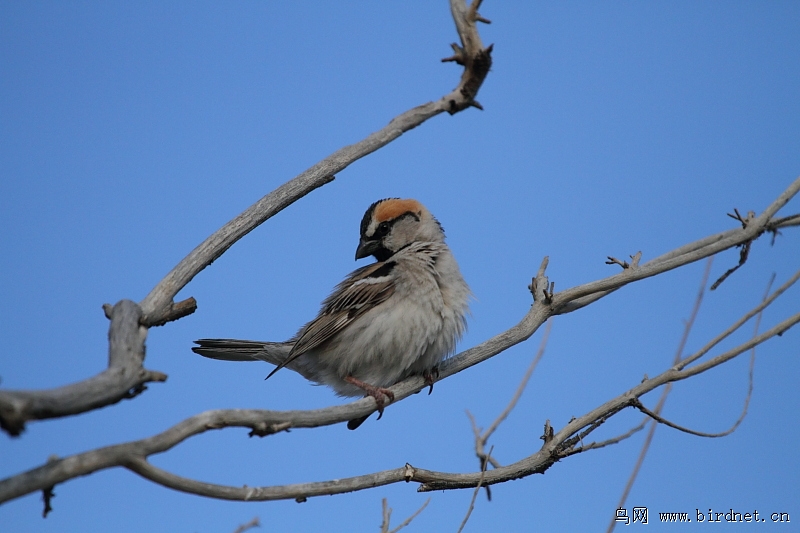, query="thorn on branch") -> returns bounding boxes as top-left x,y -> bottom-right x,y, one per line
606,252 -> 642,270
146,370 -> 168,383
0,411 -> 25,437
727,207 -> 754,229
530,278 -> 555,304
249,421 -> 292,437
142,296 -> 198,327
403,463 -> 416,482
102,303 -> 113,320
770,228 -> 781,246
42,485 -> 55,518
540,419 -> 554,444
467,0 -> 489,24
606,256 -> 629,269
543,281 -> 554,303
124,383 -> 147,399
711,240 -> 752,291
766,213 -> 800,245
444,38 -> 494,115
711,208 -> 762,290
441,43 -> 466,65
